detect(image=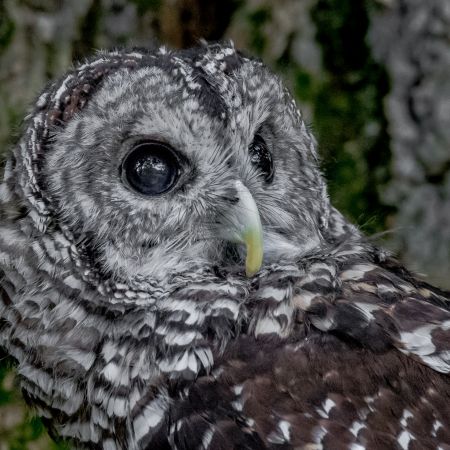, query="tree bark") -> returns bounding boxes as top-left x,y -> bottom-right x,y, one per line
369,0 -> 450,288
